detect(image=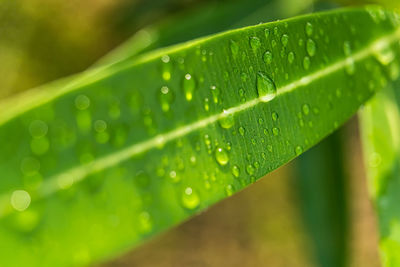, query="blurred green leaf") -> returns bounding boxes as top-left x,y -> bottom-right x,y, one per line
0,6 -> 399,267
294,129 -> 348,267
360,81 -> 400,266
